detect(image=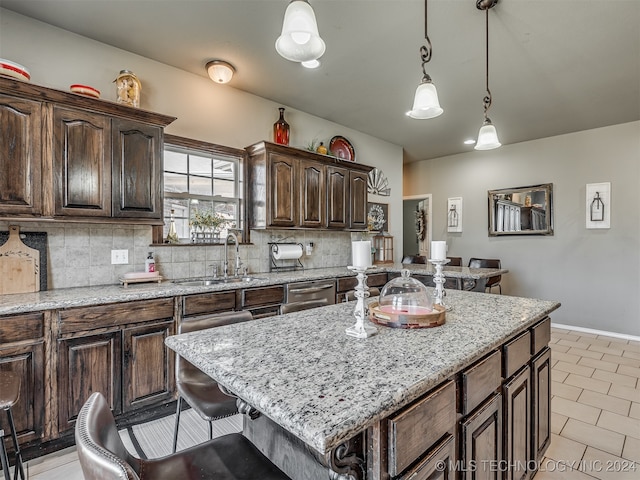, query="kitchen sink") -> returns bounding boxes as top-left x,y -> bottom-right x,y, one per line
174,277 -> 264,286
